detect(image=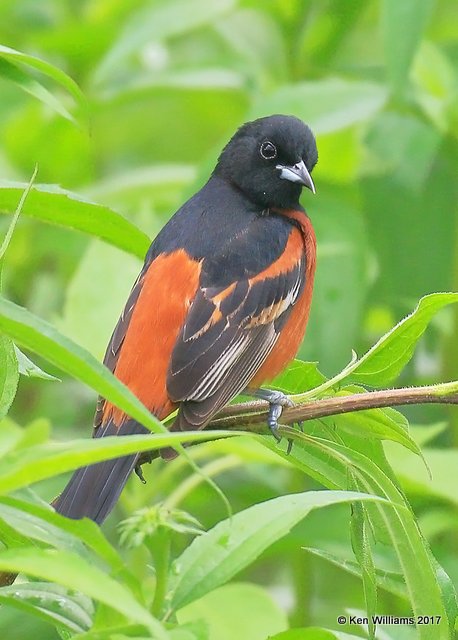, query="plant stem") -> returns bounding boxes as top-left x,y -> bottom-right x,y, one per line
288,469 -> 312,627
207,383 -> 458,433
149,527 -> 171,619
163,455 -> 241,510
